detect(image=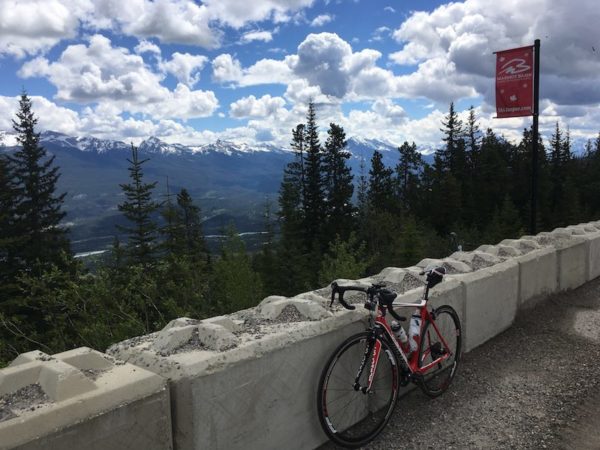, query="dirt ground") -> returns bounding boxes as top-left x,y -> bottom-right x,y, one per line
320,276 -> 600,449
